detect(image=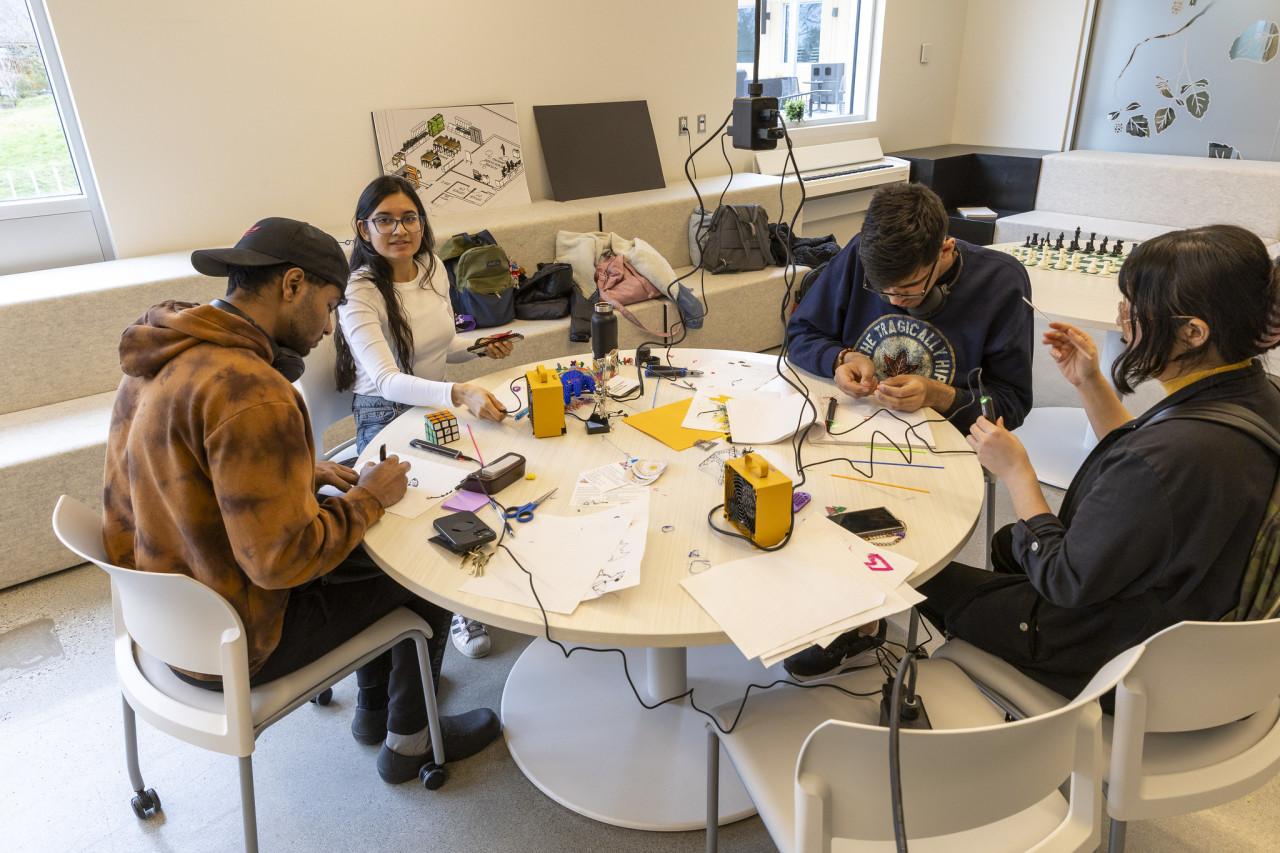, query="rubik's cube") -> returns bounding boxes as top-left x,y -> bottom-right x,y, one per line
424,410 -> 459,444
